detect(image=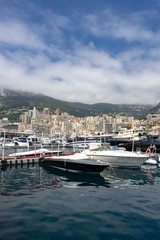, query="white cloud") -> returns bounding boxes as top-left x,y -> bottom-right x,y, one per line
0,21 -> 46,49
83,9 -> 160,44
0,4 -> 159,105
0,42 -> 160,105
